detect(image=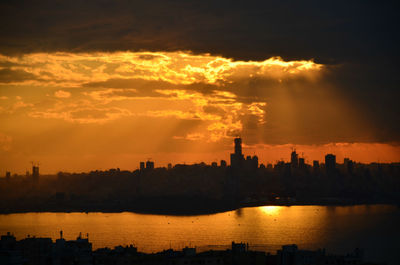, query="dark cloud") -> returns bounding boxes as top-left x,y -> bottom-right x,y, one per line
81,71 -> 399,144
0,68 -> 37,83
82,78 -> 176,98
202,105 -> 226,116
0,61 -> 25,68
83,78 -> 173,89
83,78 -> 222,98
0,1 -> 397,62
70,109 -> 108,120
228,77 -> 373,145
